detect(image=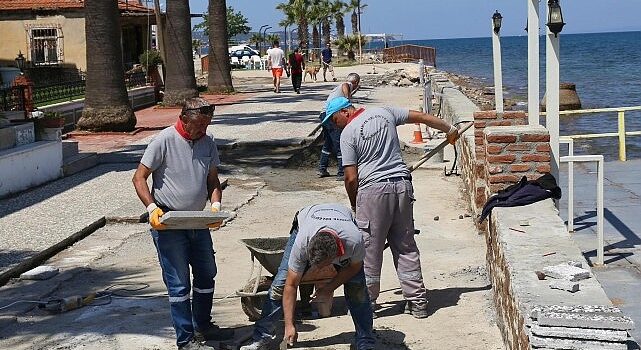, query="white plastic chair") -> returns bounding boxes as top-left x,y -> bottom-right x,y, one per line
251,55 -> 262,69
230,56 -> 240,67
241,56 -> 251,69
